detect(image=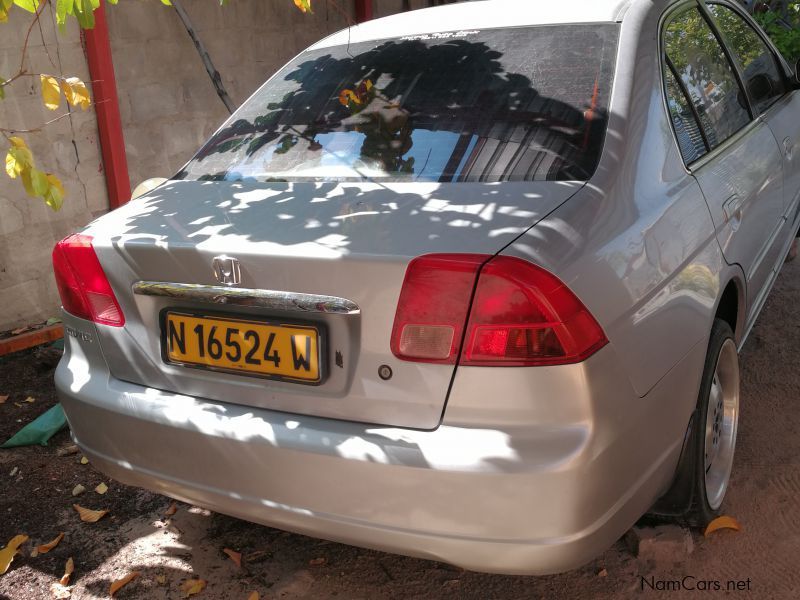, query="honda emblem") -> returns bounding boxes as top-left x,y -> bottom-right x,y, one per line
212,256 -> 241,286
